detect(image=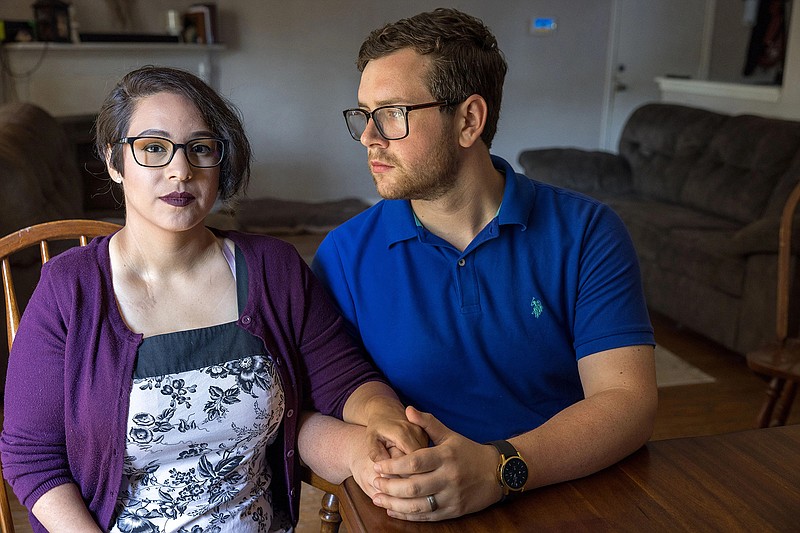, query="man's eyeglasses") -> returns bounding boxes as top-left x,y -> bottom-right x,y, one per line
342,101 -> 452,141
117,136 -> 226,168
